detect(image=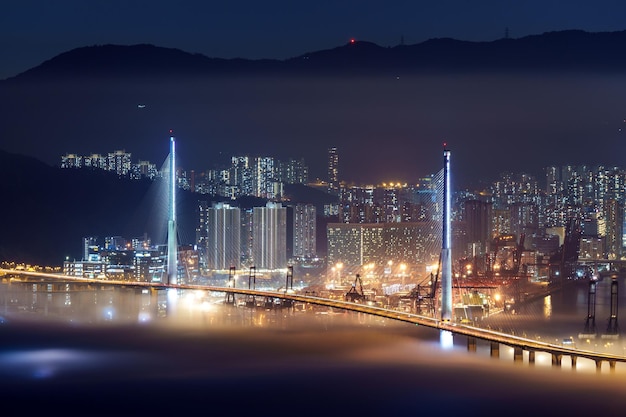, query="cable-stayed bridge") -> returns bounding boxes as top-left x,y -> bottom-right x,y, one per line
3,143 -> 626,374
2,267 -> 625,373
